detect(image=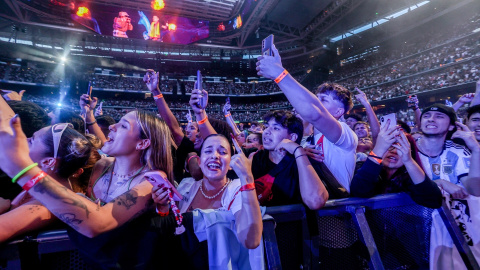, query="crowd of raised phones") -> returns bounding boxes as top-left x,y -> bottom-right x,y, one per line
0,14 -> 478,270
